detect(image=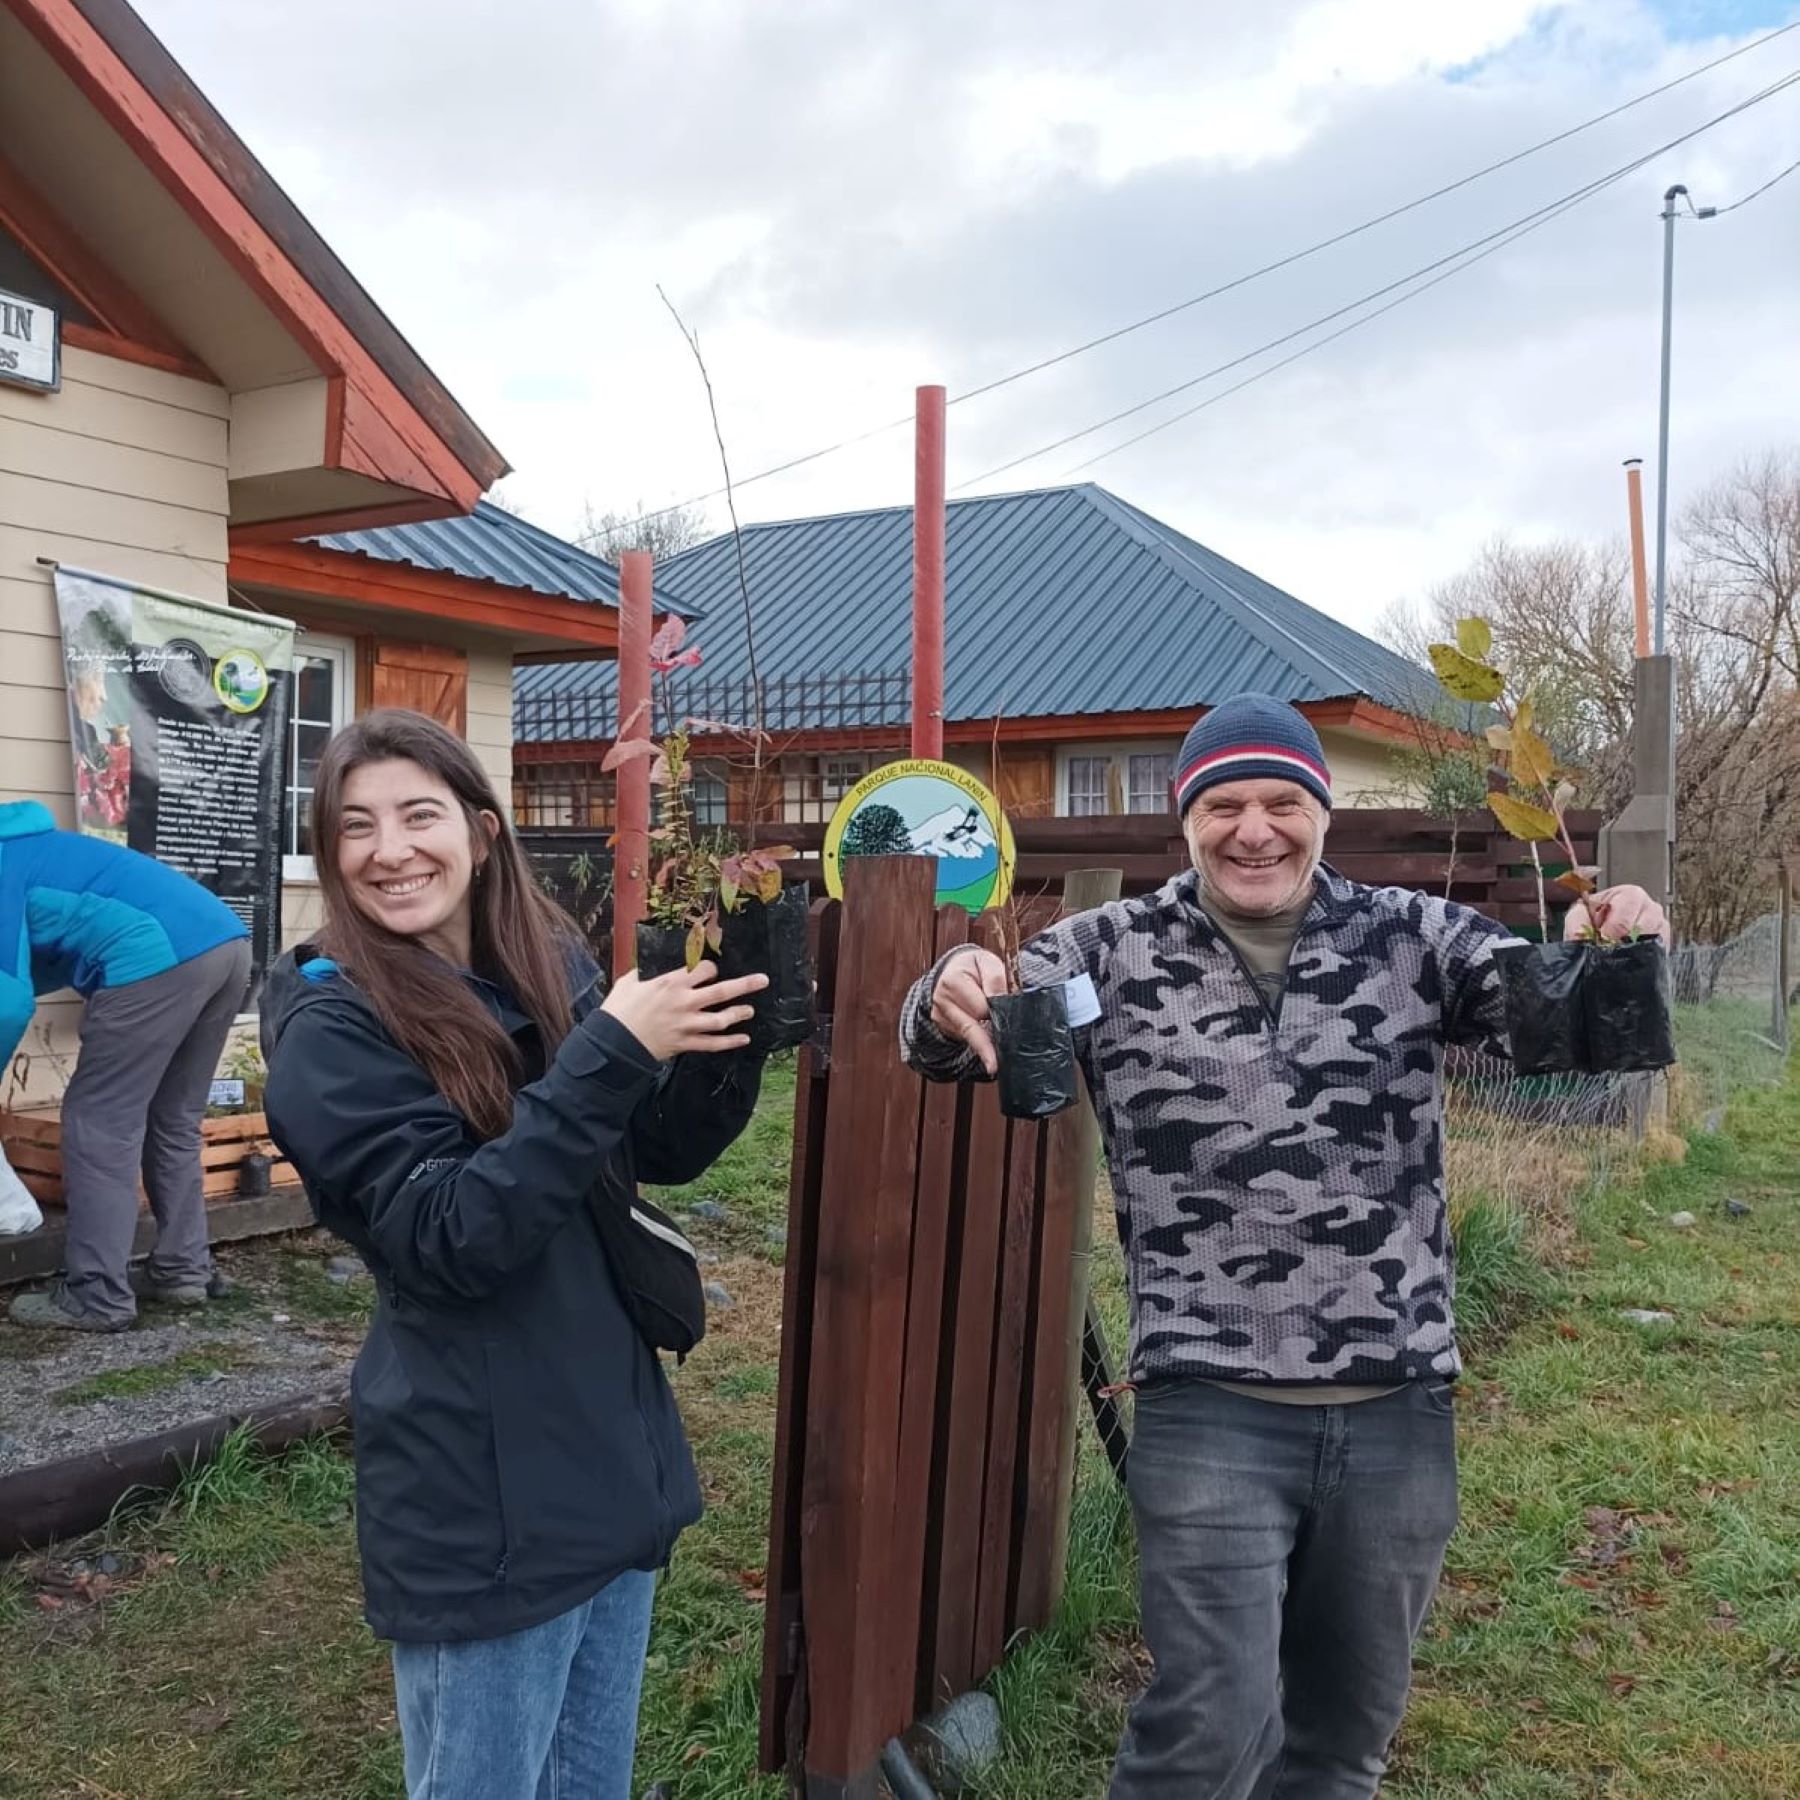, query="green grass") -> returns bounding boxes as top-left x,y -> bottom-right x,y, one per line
54,1345 -> 253,1407
649,1056 -> 798,1249
2,1057 -> 1796,1797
